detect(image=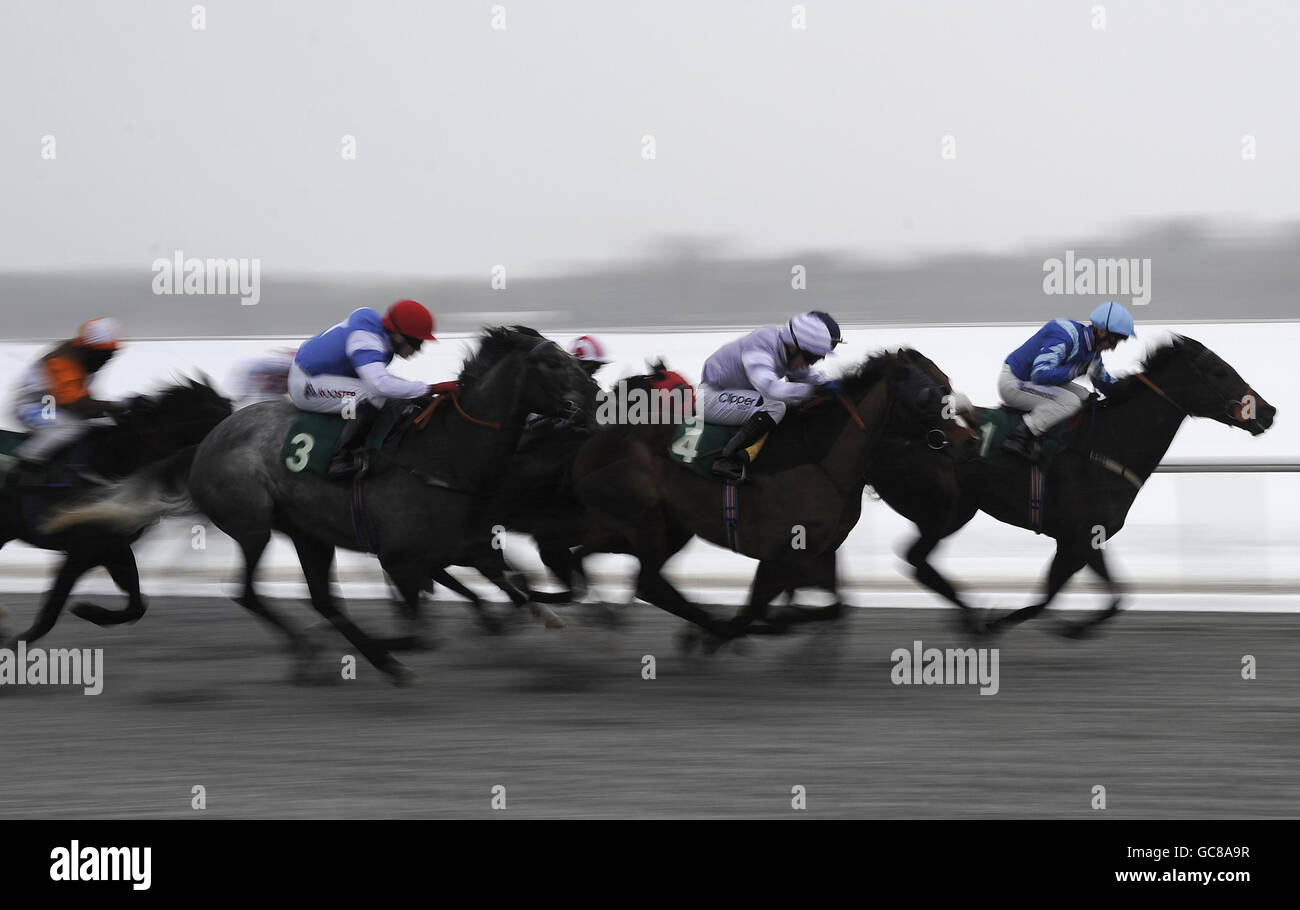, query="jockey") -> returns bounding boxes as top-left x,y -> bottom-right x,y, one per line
228,347 -> 297,409
3,317 -> 126,484
699,311 -> 843,481
1000,301 -> 1135,461
289,300 -> 441,476
567,335 -> 610,378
